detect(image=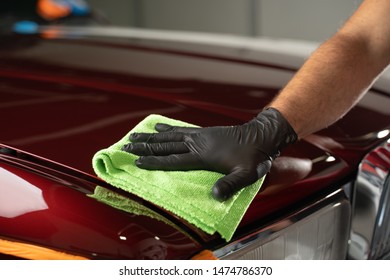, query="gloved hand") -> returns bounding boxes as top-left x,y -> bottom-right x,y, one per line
122,108 -> 297,201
